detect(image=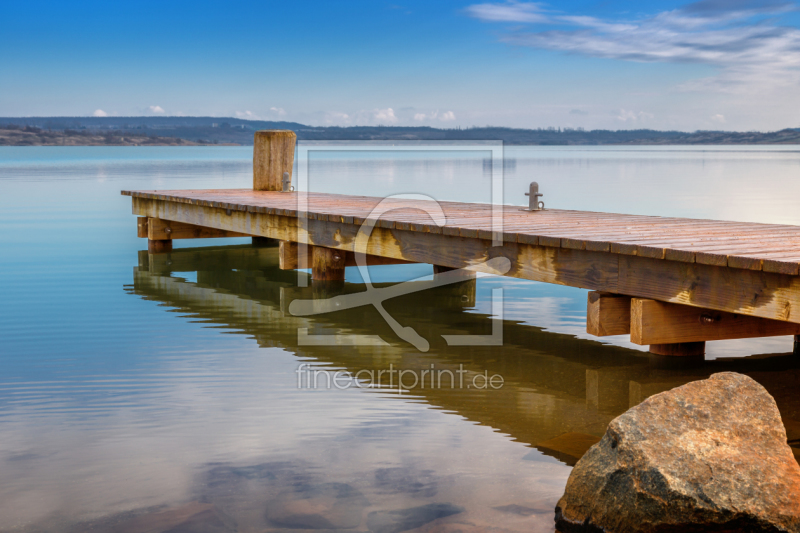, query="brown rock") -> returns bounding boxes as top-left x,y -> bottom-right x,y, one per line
555,372 -> 800,533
